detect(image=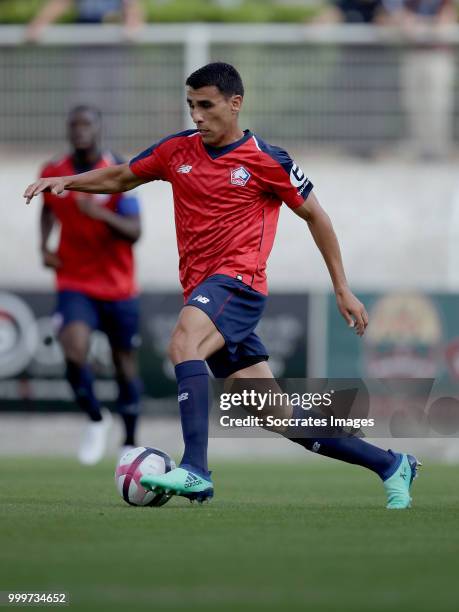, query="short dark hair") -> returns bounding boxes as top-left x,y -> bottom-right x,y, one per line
186,62 -> 244,98
68,104 -> 102,124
